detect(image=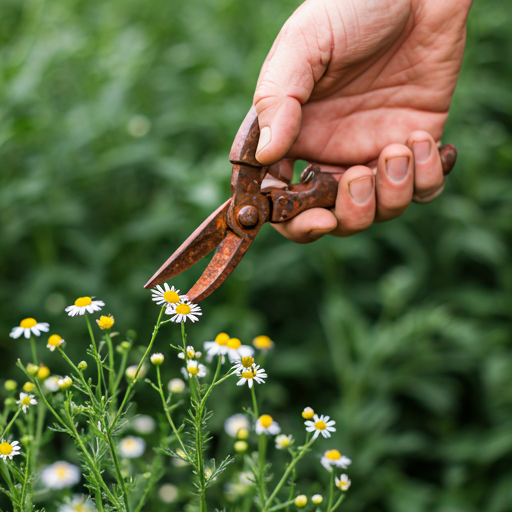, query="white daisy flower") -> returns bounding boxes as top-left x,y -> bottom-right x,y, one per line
204,332 -> 230,361
47,334 -> 65,352
65,297 -> 104,317
151,284 -> 188,307
44,376 -> 61,392
253,335 -> 274,351
16,393 -> 37,413
41,461 -> 81,489
235,364 -> 267,389
132,415 -> 156,435
305,414 -> 336,440
255,414 -> 281,435
58,494 -> 96,512
0,440 -> 21,461
225,338 -> 254,363
119,436 -> 146,458
158,483 -> 179,504
125,364 -> 147,380
181,360 -> 207,379
167,300 -> 202,323
168,378 -> 185,393
10,318 -> 50,339
275,434 -> 293,449
224,414 -> 251,438
335,474 -> 351,491
320,449 -> 352,471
